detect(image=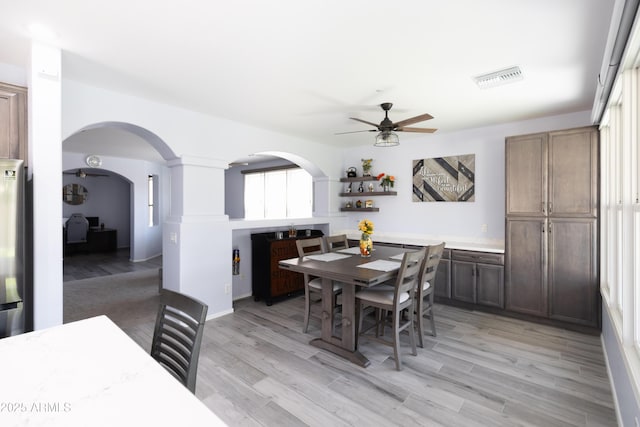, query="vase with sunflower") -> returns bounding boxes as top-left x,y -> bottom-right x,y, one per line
358,219 -> 374,257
